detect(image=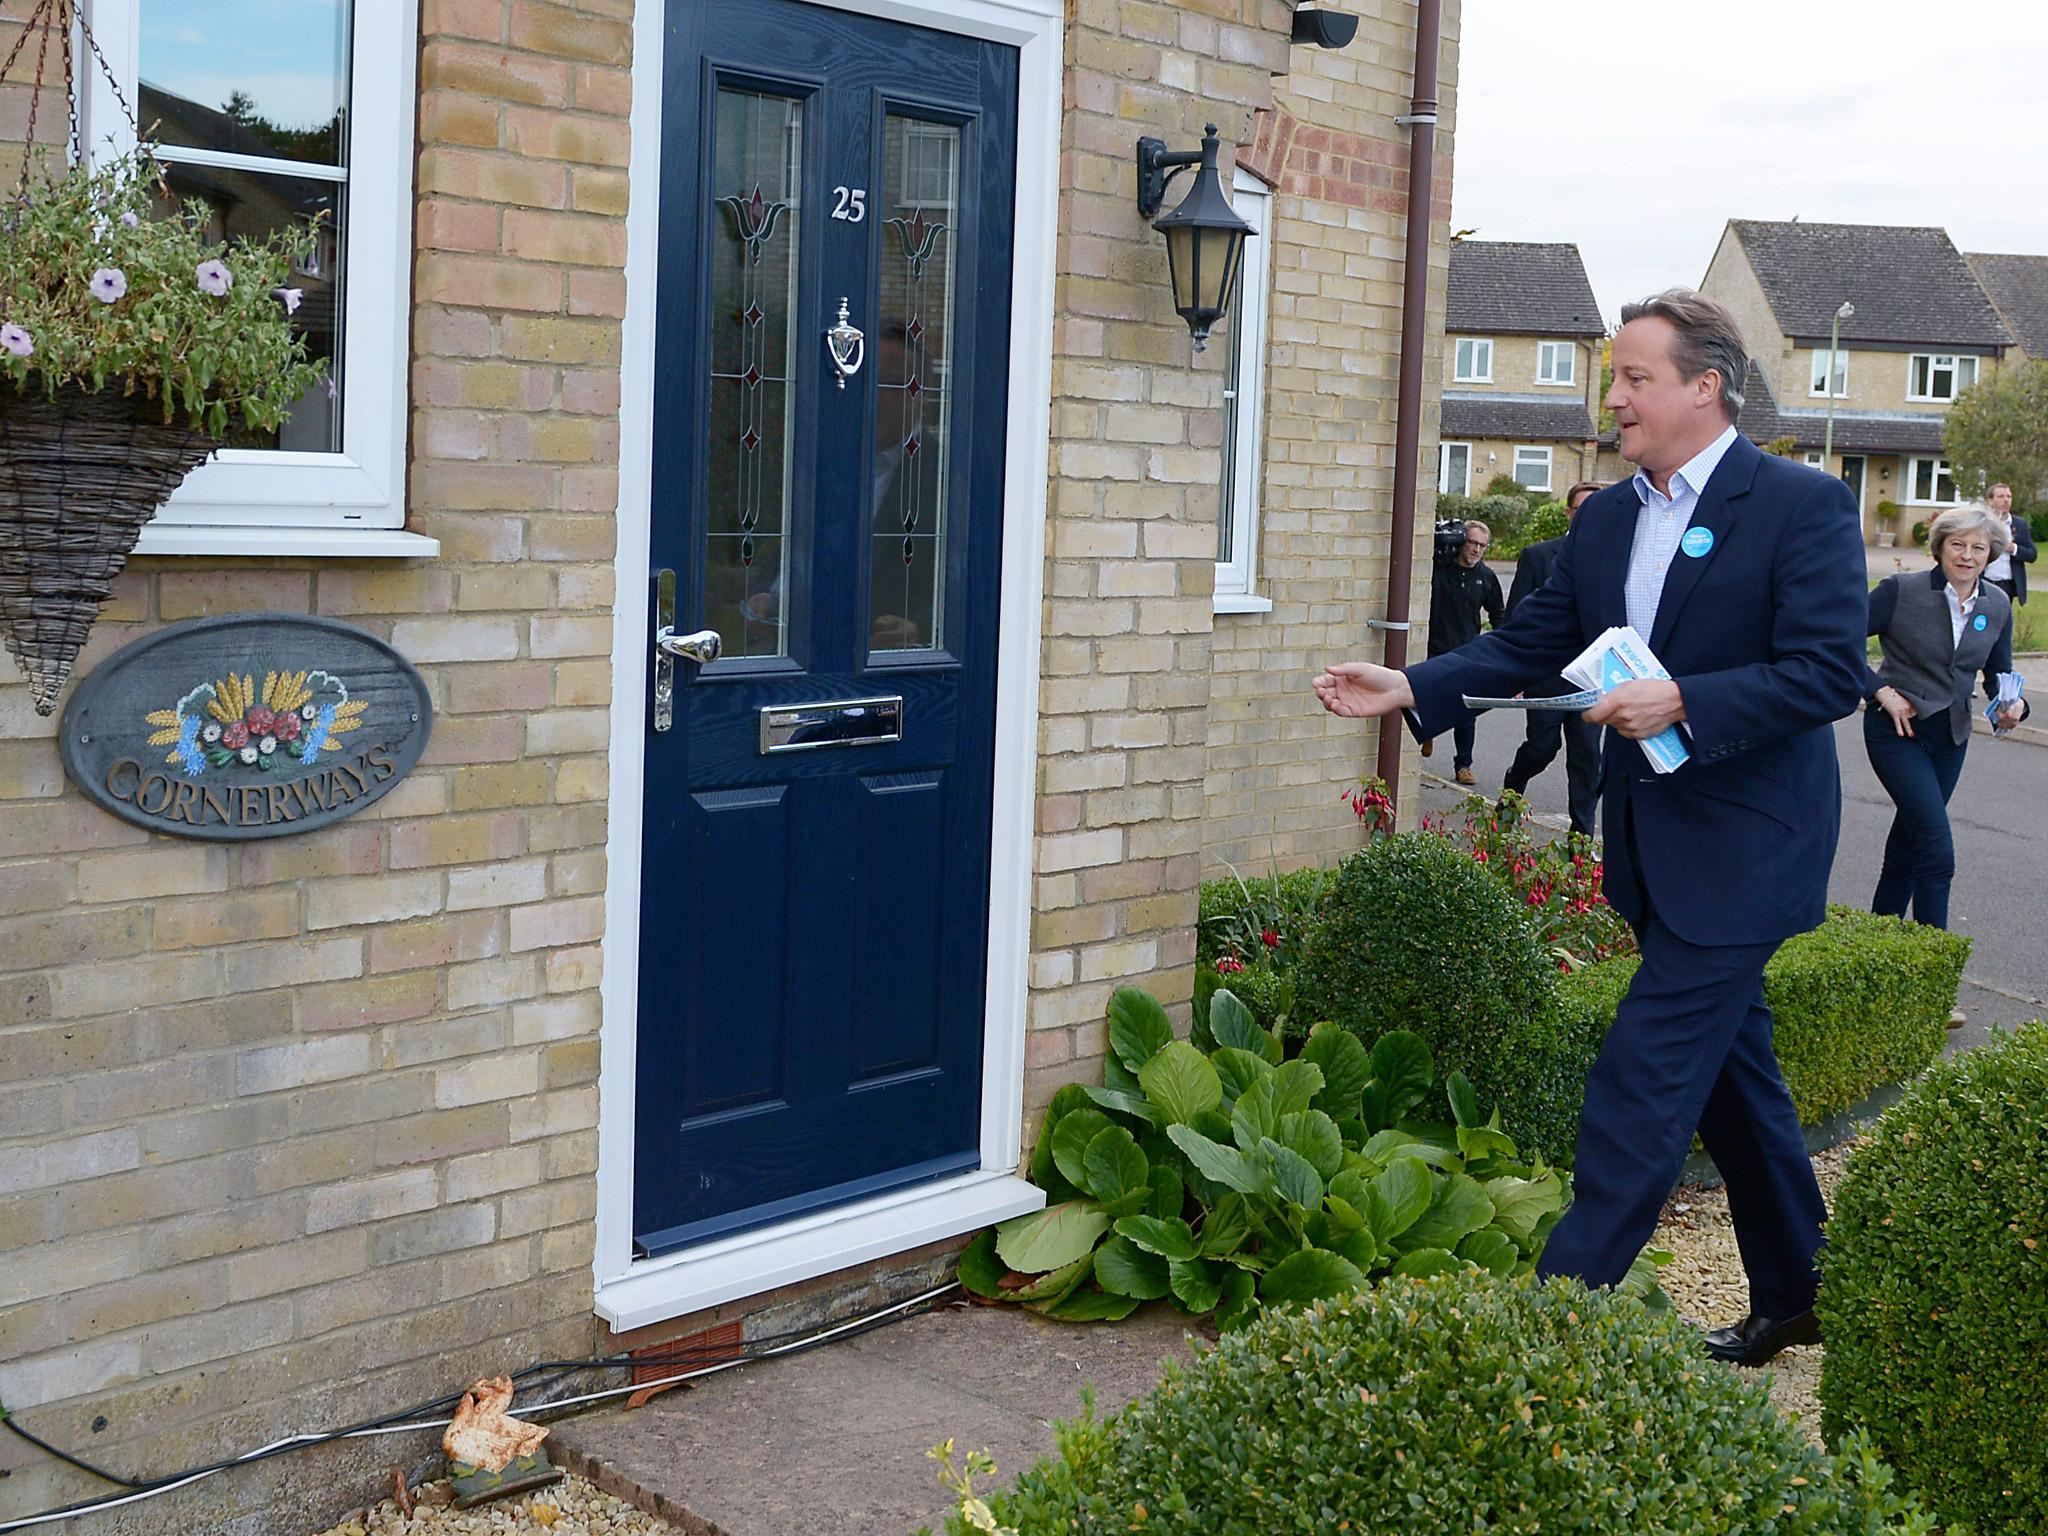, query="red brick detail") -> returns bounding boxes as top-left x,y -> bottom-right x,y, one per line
629,1320 -> 744,1384
1234,106 -> 1296,188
